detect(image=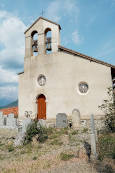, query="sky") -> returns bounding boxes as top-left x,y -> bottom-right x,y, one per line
0,0 -> 115,106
